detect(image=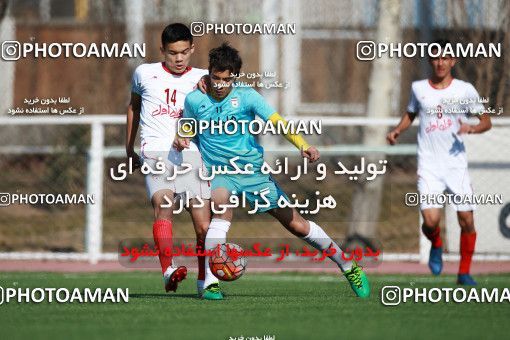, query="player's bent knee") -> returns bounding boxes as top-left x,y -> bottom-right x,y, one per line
422,216 -> 440,229
153,204 -> 173,221
287,220 -> 309,238
458,215 -> 475,232
423,222 -> 438,230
